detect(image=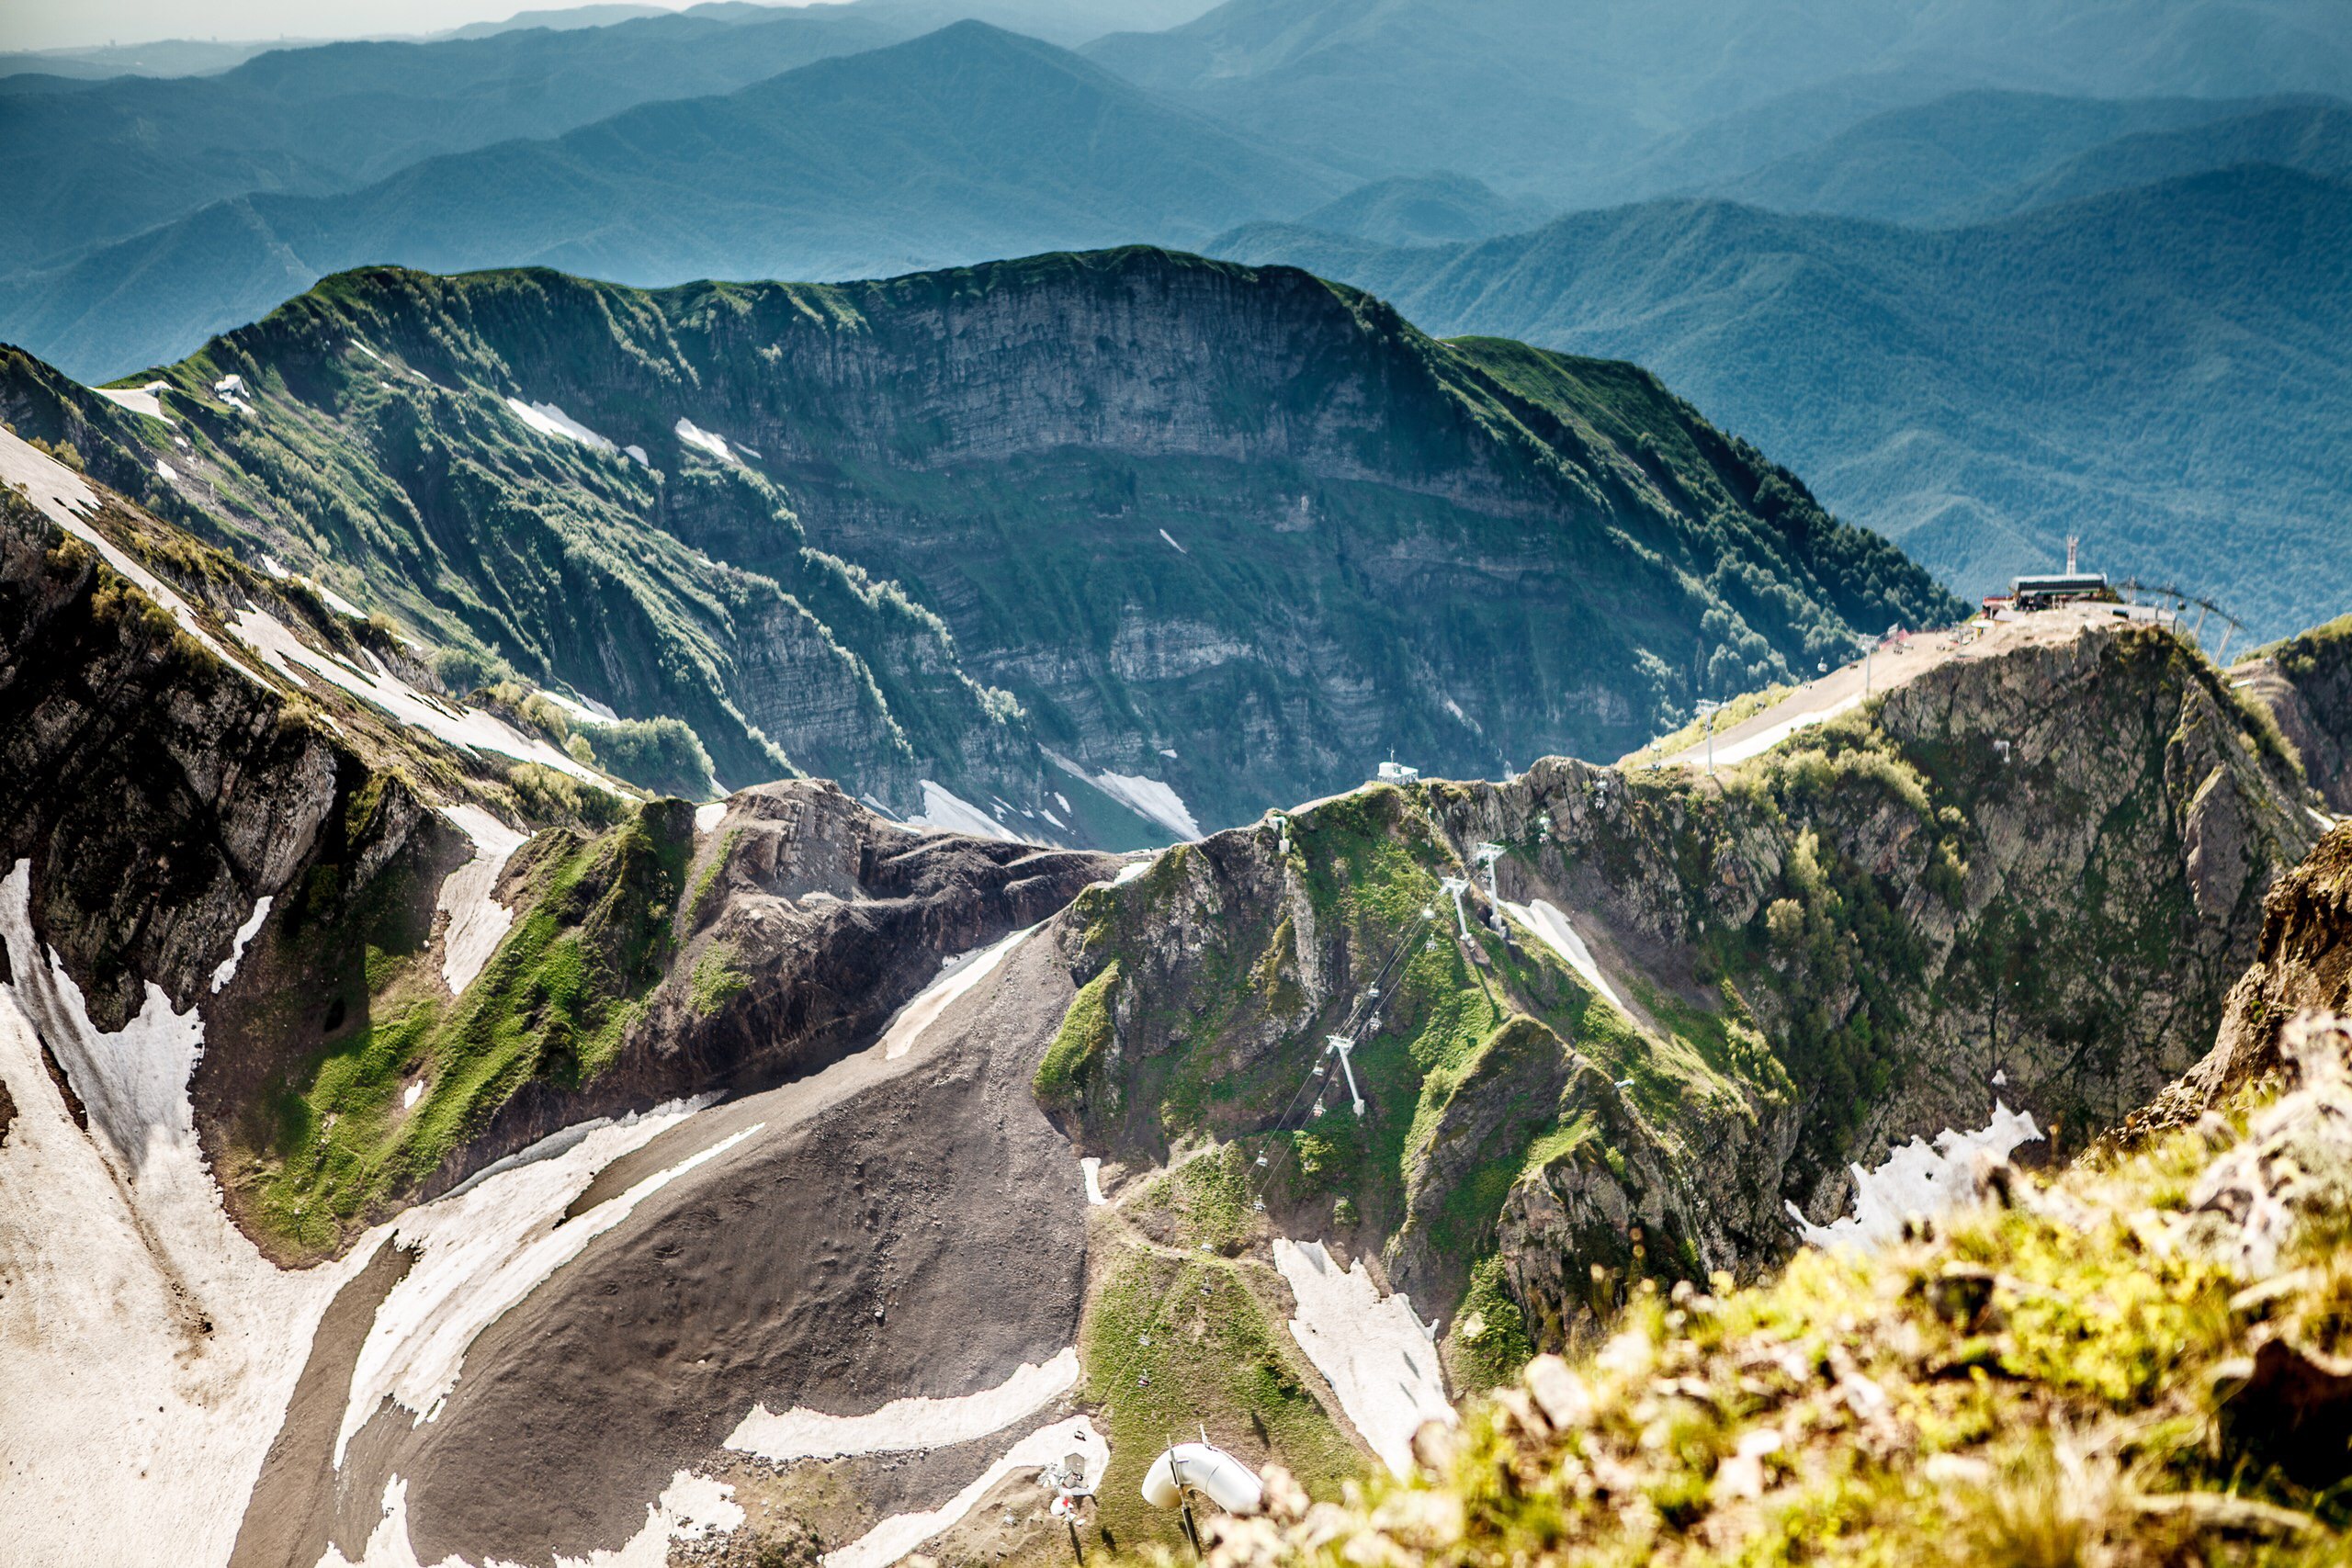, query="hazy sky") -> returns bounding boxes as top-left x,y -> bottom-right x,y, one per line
2,1 -> 828,53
